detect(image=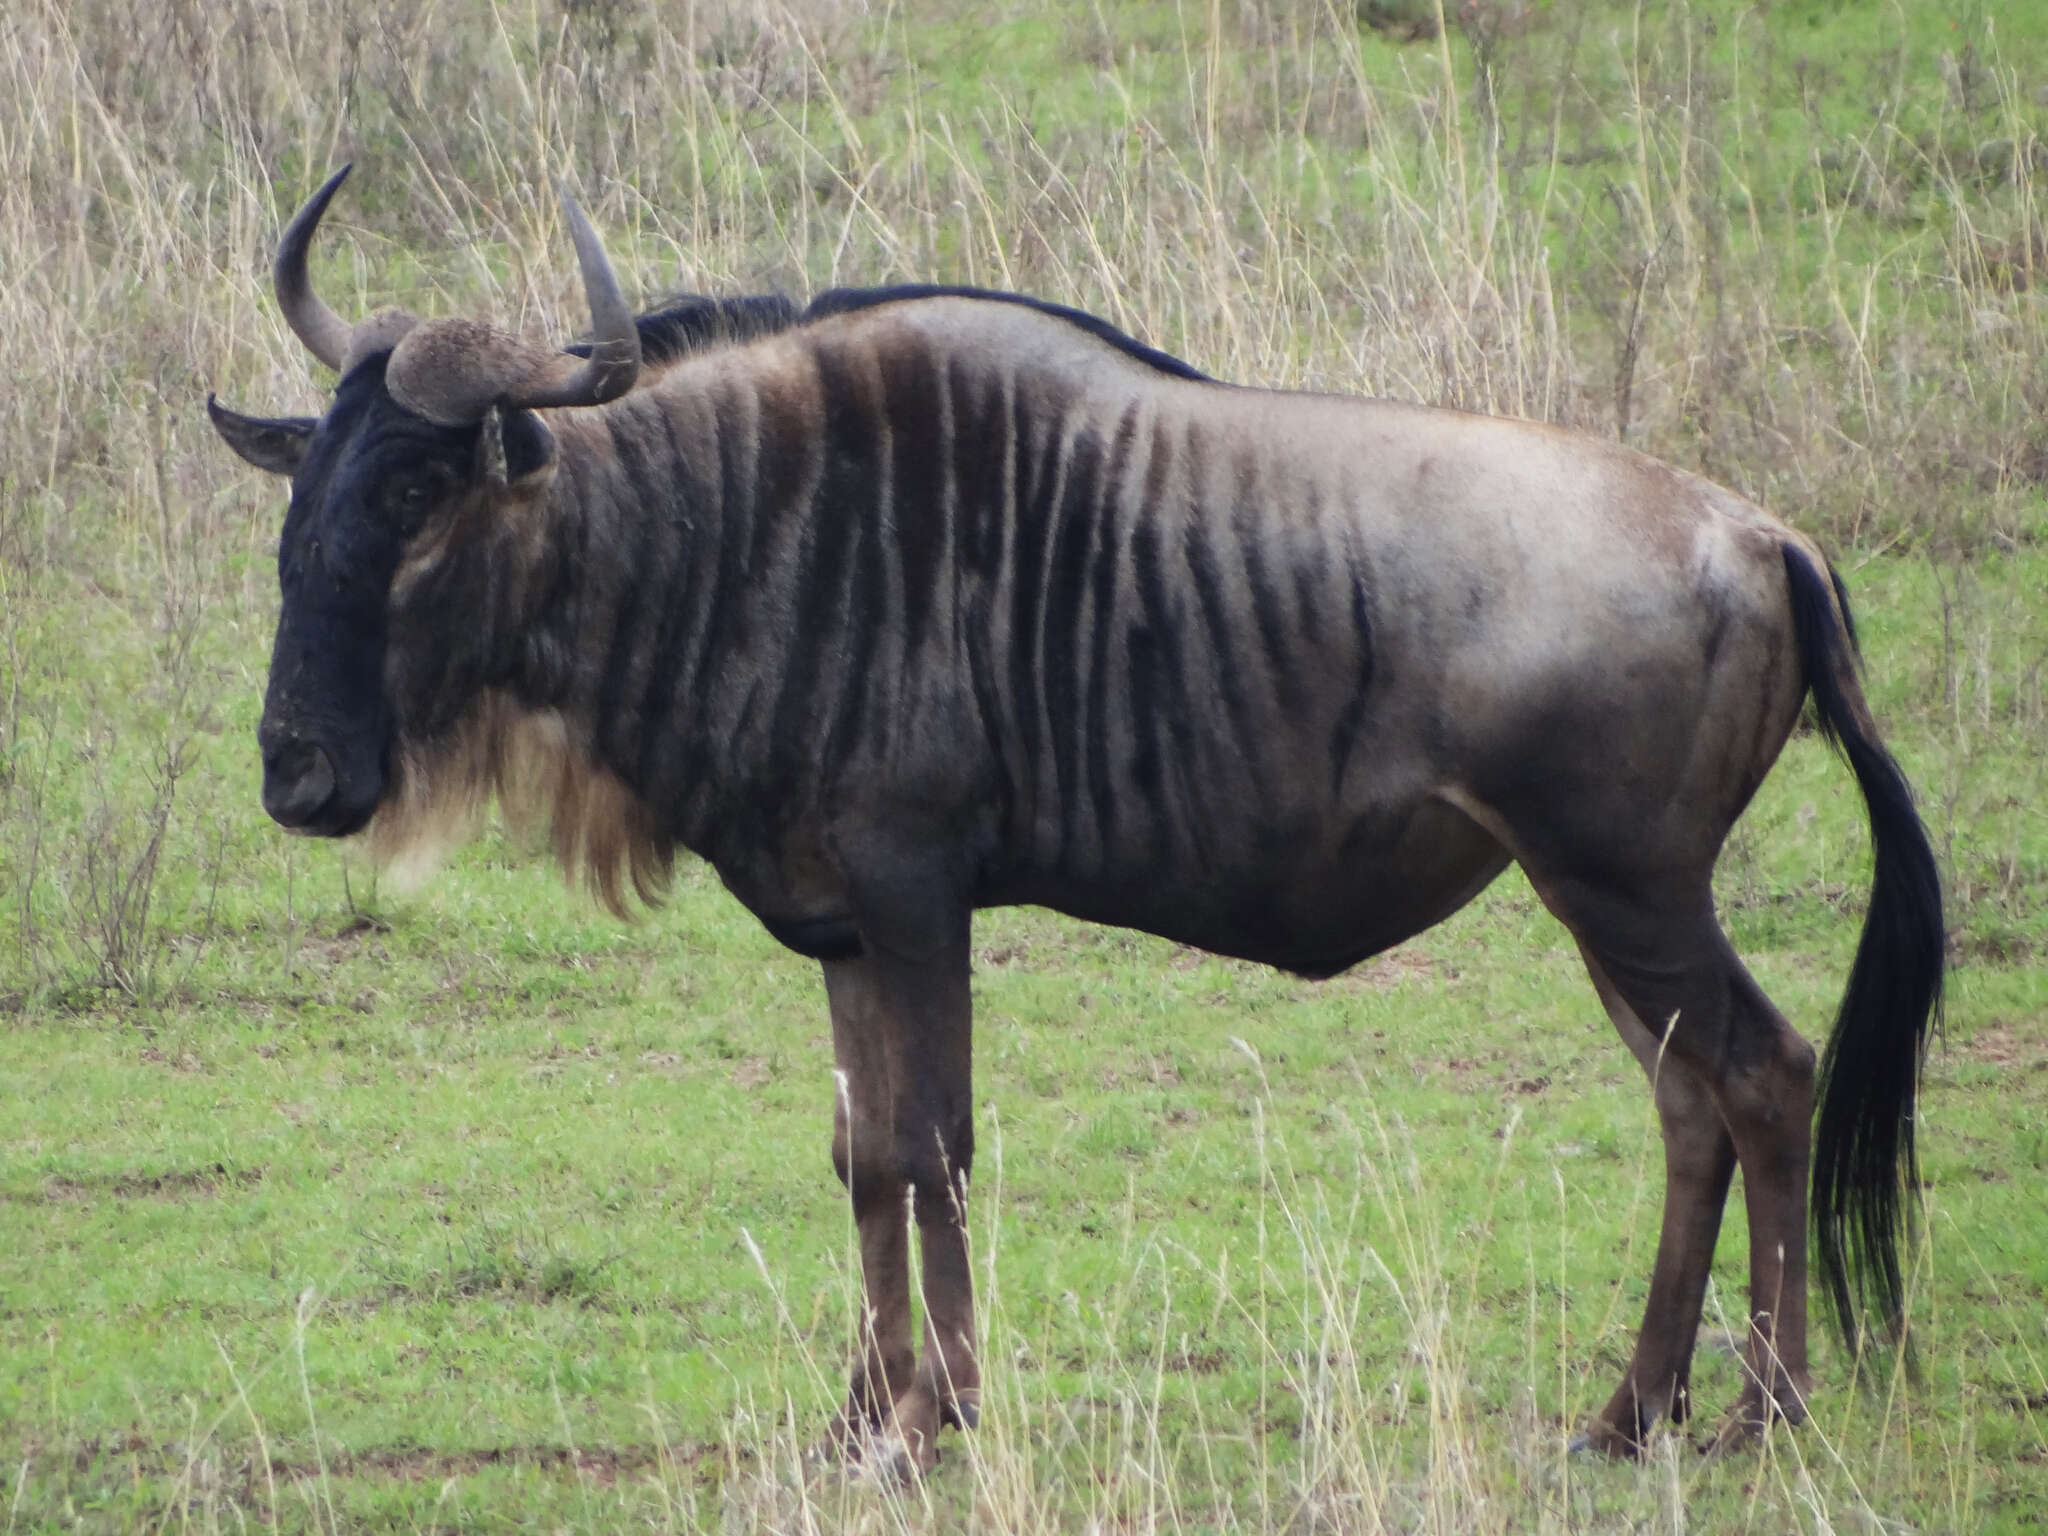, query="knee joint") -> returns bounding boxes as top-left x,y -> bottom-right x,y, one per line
831,1111 -> 973,1198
